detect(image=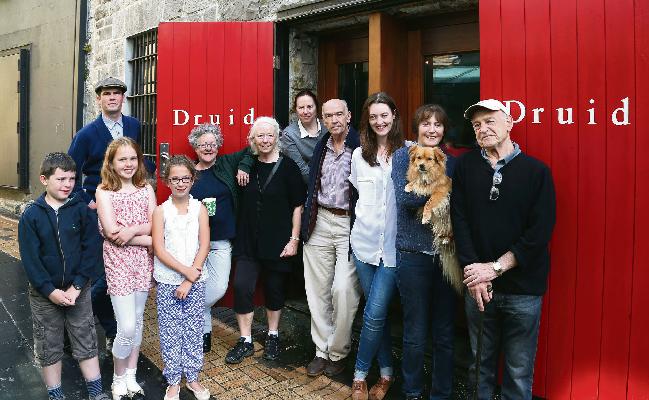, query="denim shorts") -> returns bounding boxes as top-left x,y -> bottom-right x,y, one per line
29,284 -> 98,366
